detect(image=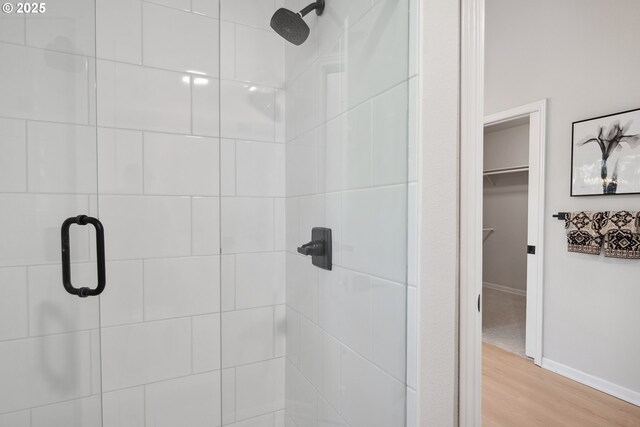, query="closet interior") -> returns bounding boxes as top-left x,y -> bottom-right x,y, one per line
482,117 -> 530,357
